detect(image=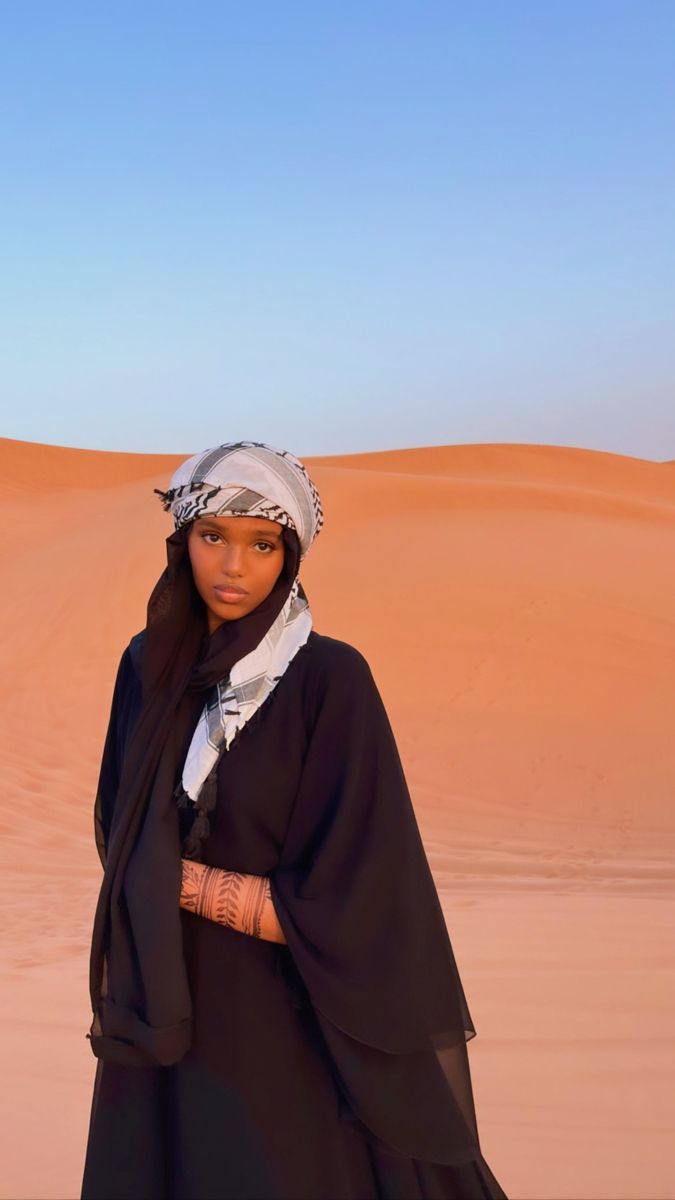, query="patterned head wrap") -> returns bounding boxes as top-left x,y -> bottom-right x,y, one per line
153,439 -> 324,561
153,440 -> 325,829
